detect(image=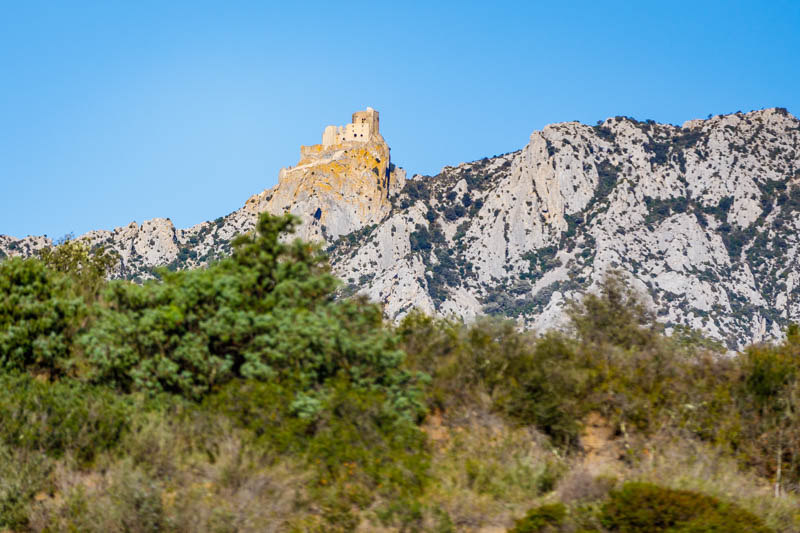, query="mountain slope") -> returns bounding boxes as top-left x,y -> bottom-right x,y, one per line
2,108 -> 798,348
327,108 -> 800,348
